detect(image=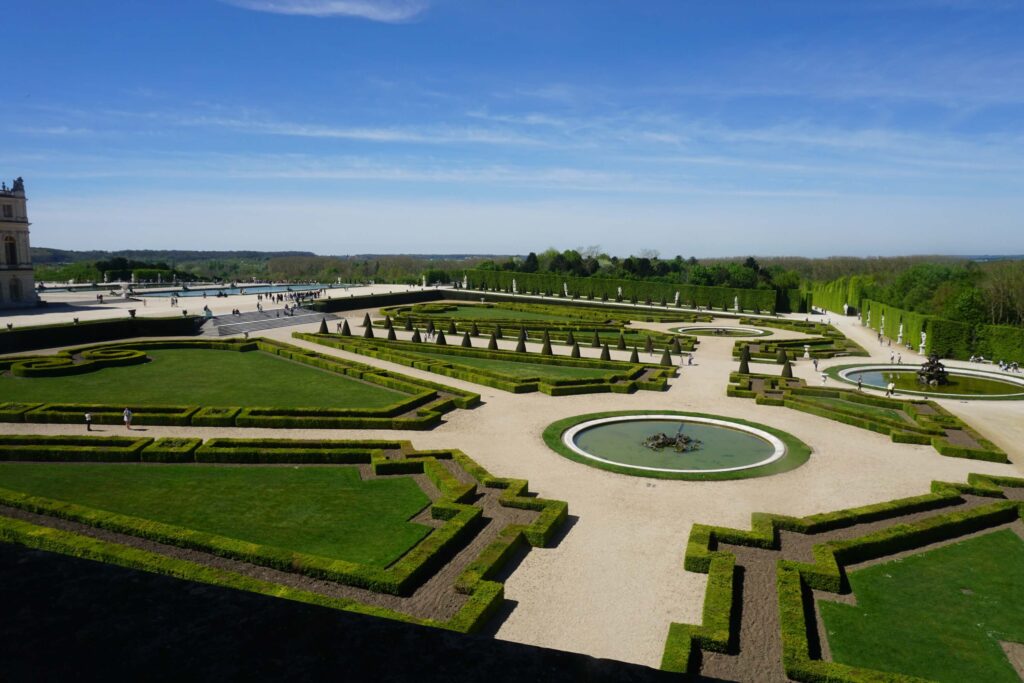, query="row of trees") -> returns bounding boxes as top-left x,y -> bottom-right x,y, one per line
476,248 -> 802,292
